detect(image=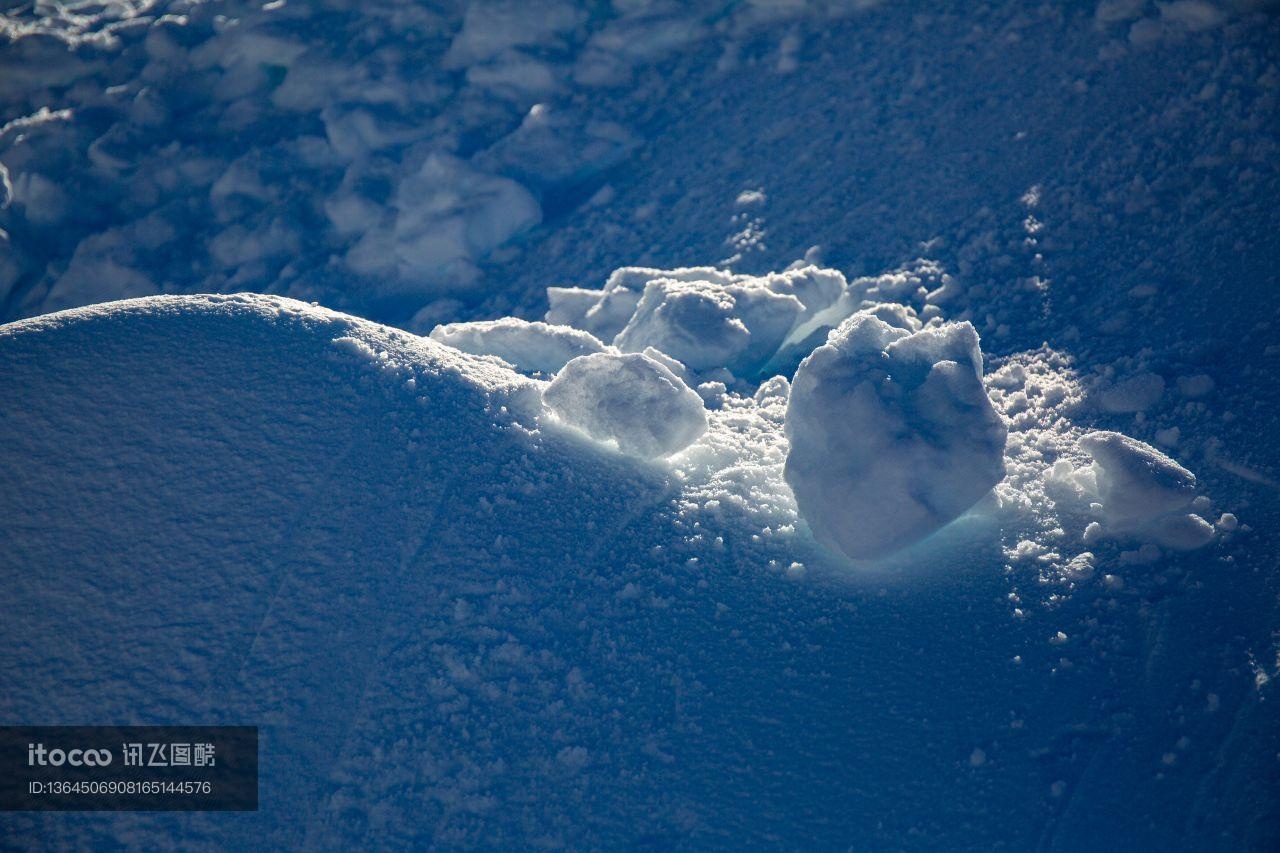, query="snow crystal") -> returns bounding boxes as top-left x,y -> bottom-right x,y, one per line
542,351 -> 707,459
430,317 -> 608,375
784,314 -> 1007,560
